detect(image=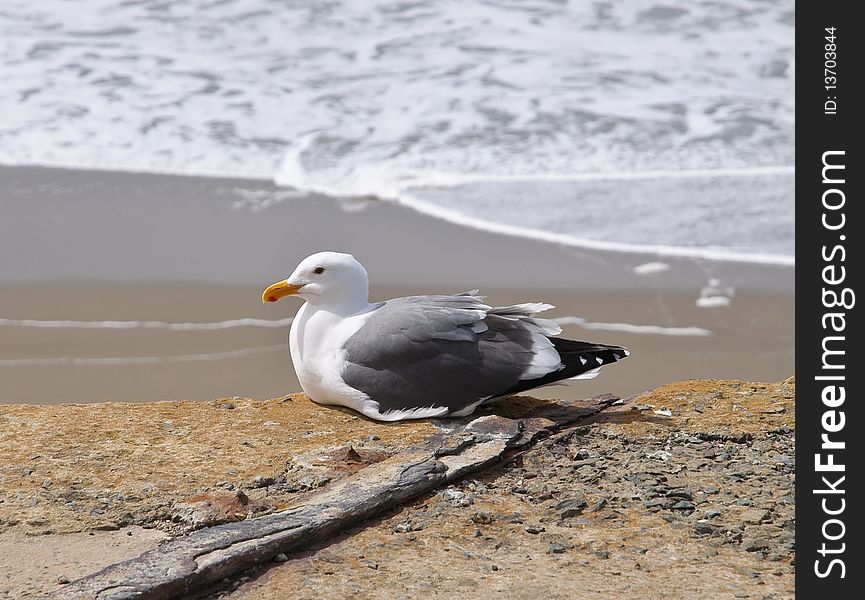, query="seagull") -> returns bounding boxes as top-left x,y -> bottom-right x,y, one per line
262,251 -> 629,422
